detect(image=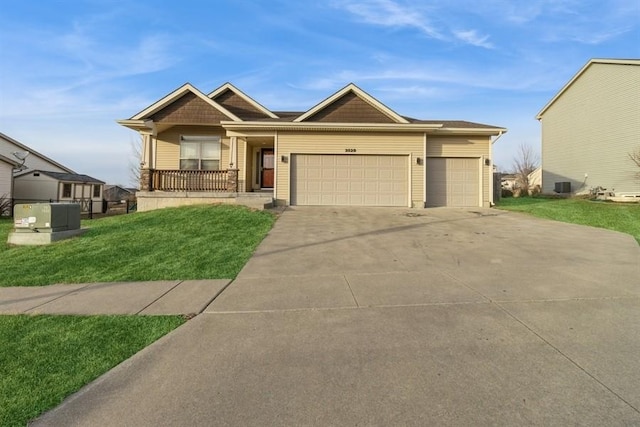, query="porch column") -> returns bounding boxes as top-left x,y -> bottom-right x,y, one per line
227,169 -> 239,193
140,132 -> 153,191
229,136 -> 237,168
